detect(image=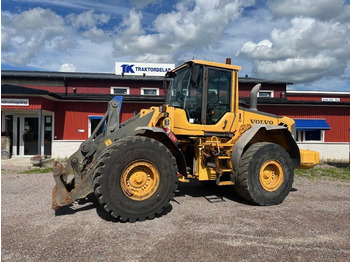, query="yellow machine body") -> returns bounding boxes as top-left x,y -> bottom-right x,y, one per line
138,60 -> 319,183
